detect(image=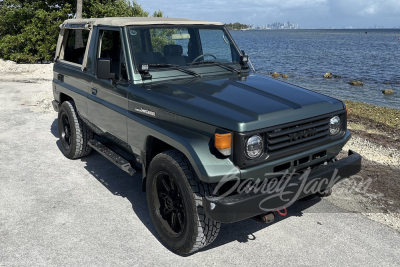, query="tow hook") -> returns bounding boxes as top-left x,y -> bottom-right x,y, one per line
276,207 -> 287,216
253,207 -> 288,224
